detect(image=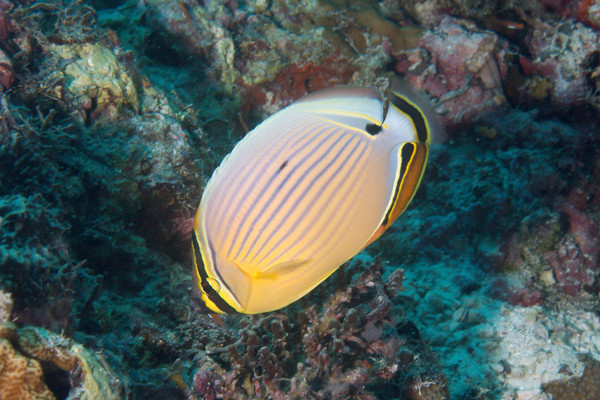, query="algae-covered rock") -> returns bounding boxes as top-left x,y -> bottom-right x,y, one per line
0,319 -> 125,400
0,290 -> 11,323
56,42 -> 138,120
66,342 -> 124,400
